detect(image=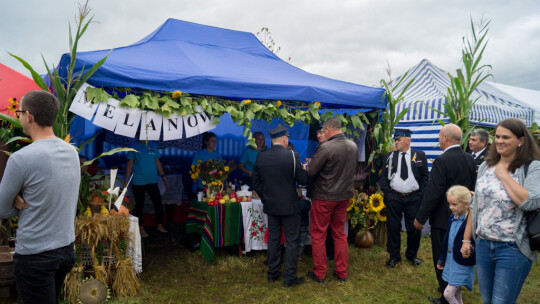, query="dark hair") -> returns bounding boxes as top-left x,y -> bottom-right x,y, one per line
470,129 -> 489,144
21,90 -> 59,127
253,131 -> 264,138
202,132 -> 217,149
485,118 -> 540,173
